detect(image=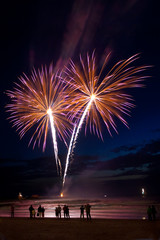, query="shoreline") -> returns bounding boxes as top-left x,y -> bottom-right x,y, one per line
1,197 -> 160,220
